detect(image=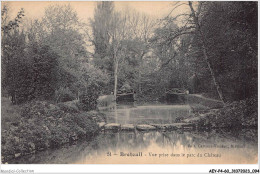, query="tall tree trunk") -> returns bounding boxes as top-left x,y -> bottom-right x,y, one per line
114,57 -> 119,99
138,70 -> 141,93
188,1 -> 225,104
201,45 -> 225,103
138,52 -> 146,95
